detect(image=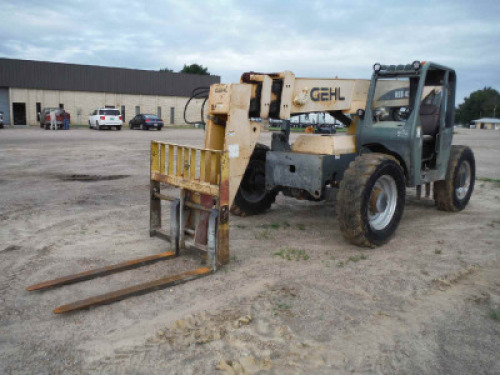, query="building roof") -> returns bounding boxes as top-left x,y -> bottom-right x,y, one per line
0,58 -> 220,97
473,118 -> 500,123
